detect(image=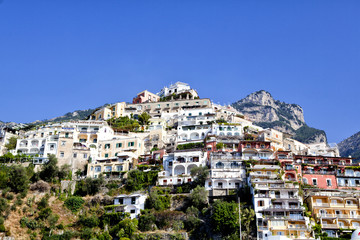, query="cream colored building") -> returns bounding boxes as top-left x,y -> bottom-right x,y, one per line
99,135 -> 145,159
87,152 -> 137,179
